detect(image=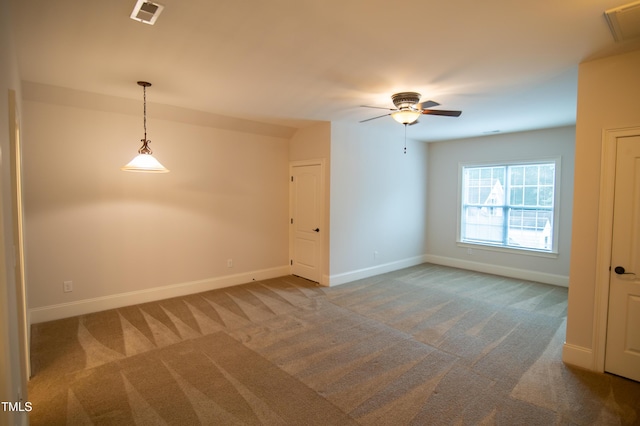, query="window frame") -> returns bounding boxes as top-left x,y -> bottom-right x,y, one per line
456,157 -> 561,257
